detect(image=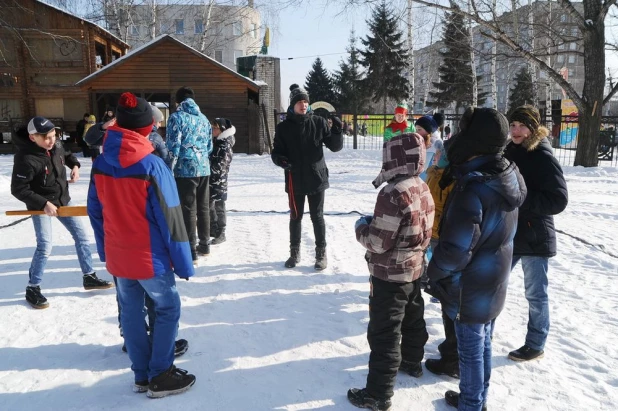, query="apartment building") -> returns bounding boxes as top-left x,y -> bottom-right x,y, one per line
413,1 -> 585,114
124,2 -> 261,71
